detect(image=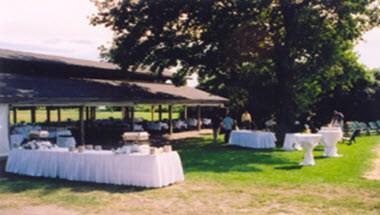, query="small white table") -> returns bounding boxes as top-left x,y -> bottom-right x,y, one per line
228,130 -> 276,149
282,133 -> 302,151
293,133 -> 322,166
318,130 -> 343,157
122,132 -> 149,141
